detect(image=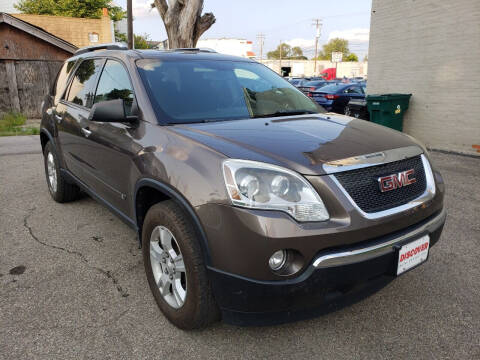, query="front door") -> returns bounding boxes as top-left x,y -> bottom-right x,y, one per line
77,59 -> 140,216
